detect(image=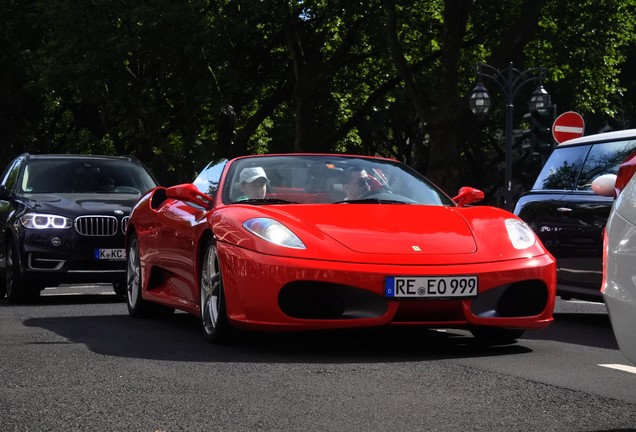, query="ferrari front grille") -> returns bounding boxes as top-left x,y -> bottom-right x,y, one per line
279,281 -> 387,319
74,216 -> 118,236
